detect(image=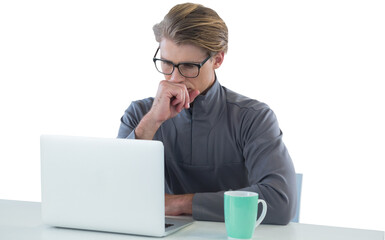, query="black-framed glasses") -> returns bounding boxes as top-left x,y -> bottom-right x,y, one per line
153,47 -> 211,78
